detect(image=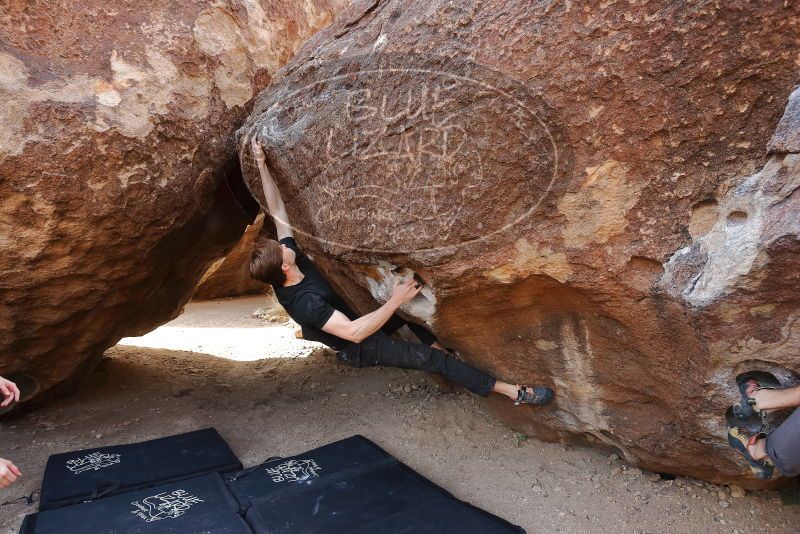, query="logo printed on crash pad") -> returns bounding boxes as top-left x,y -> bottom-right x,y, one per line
130,489 -> 204,522
66,452 -> 121,474
265,459 -> 322,483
